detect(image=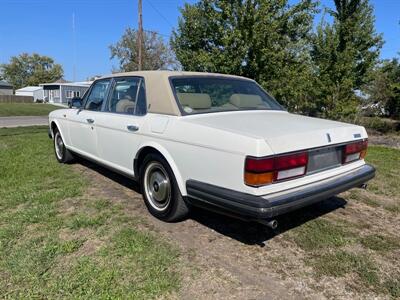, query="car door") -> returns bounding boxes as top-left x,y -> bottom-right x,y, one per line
95,76 -> 147,176
68,79 -> 111,158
